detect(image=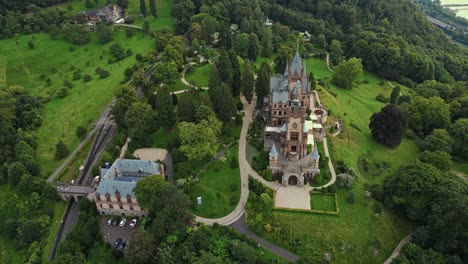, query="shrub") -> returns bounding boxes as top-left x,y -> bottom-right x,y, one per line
72,69 -> 81,80
236,100 -> 243,111
76,126 -> 87,139
63,79 -> 73,88
125,28 -> 134,38
327,184 -> 336,193
27,40 -> 35,49
347,190 -> 356,203
337,173 -> 355,188
55,140 -> 69,159
56,87 -> 69,98
375,94 -> 389,103
83,74 -> 92,82
95,67 -> 110,79
230,157 -> 238,169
